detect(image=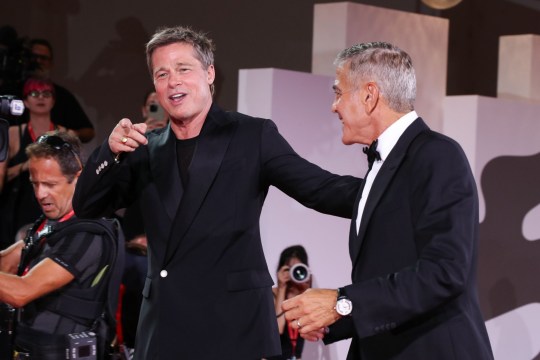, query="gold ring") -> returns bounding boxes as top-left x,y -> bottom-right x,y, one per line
121,137 -> 128,144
